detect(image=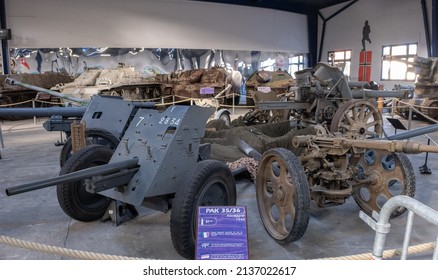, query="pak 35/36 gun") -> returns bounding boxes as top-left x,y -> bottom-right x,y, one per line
5,100 -> 236,260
